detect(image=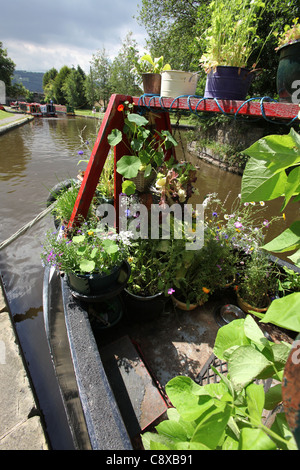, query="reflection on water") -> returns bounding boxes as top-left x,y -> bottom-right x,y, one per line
0,115 -> 299,448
